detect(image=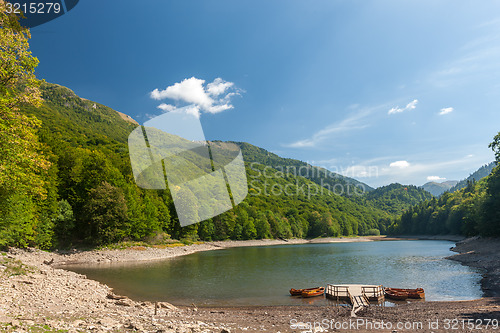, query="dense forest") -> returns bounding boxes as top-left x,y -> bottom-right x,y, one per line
3,8 -> 496,250
1,9 -> 432,249
358,184 -> 434,215
389,147 -> 500,236
1,79 -> 400,248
